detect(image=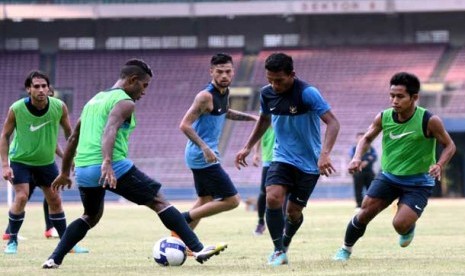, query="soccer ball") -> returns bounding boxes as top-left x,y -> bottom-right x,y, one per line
153,237 -> 187,266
